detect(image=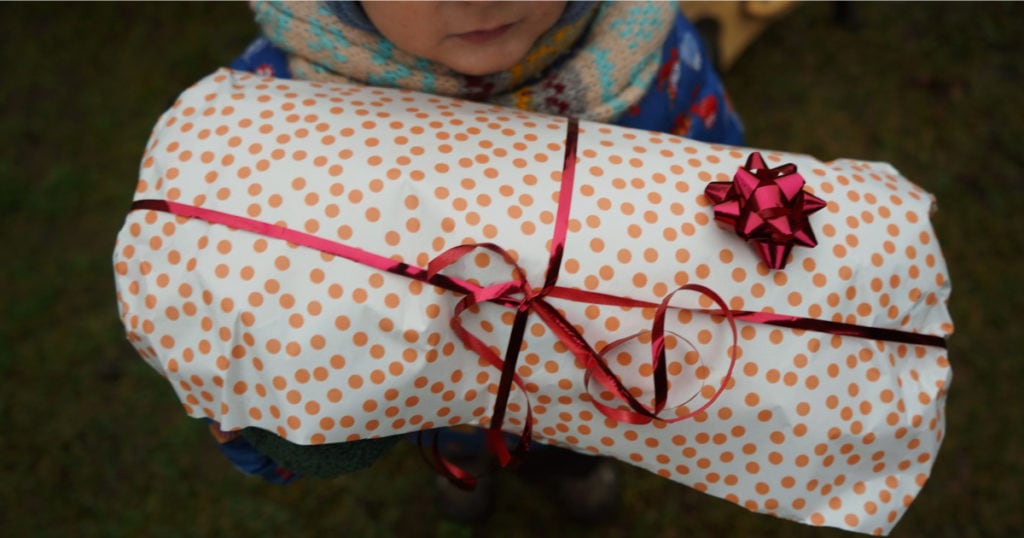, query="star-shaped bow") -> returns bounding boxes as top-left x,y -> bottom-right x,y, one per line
703,152 -> 827,270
